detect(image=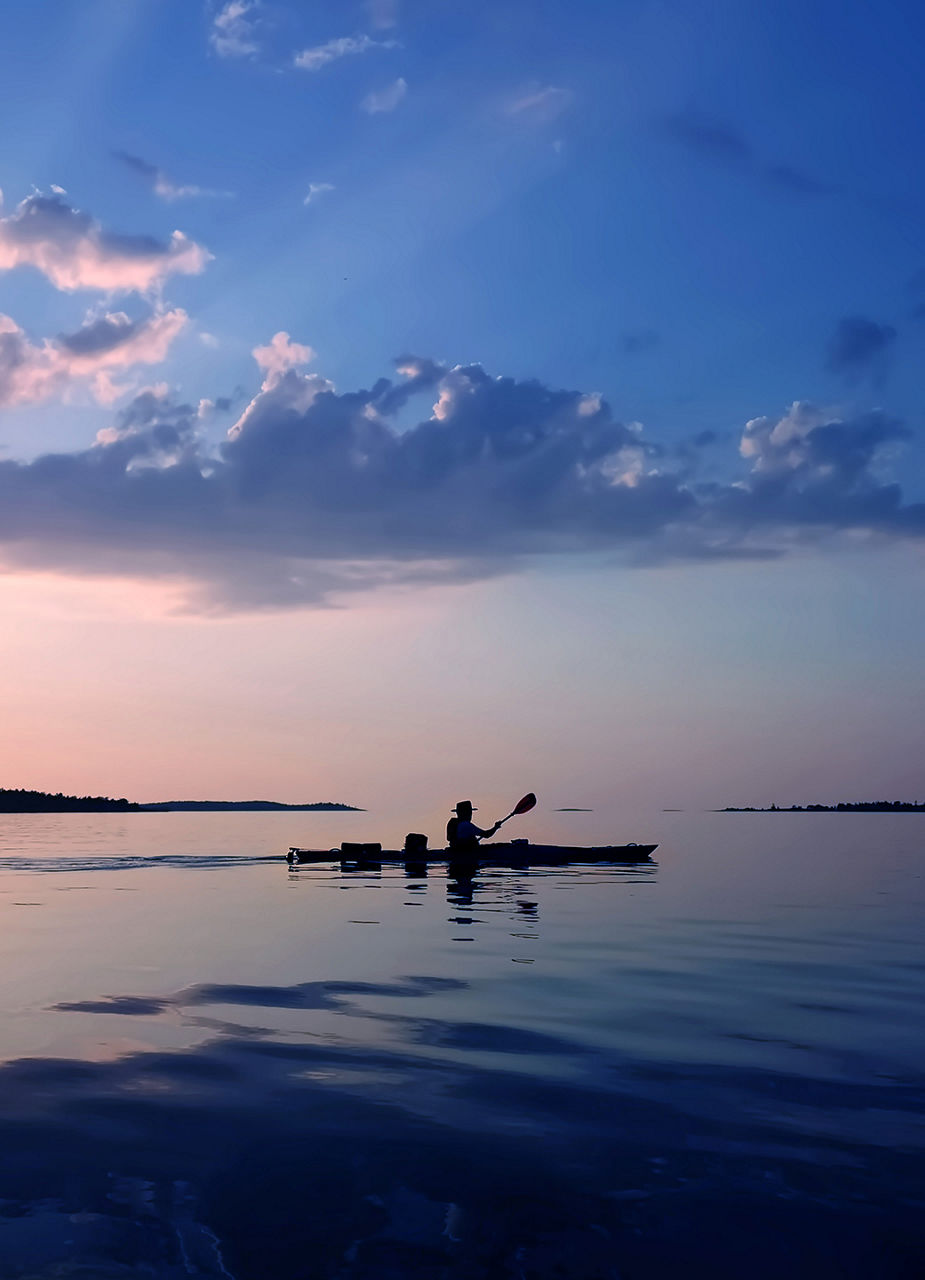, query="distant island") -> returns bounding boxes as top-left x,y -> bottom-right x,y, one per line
0,789 -> 138,813
0,790 -> 361,814
721,801 -> 925,812
138,801 -> 362,812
